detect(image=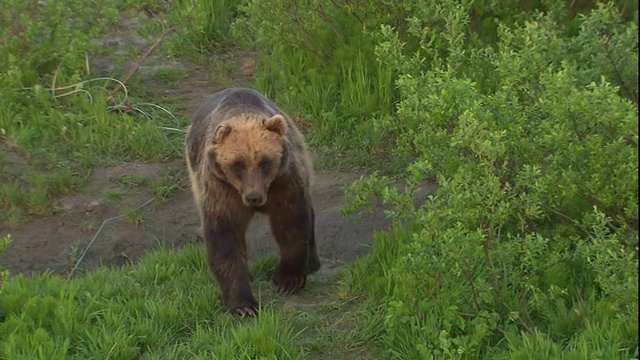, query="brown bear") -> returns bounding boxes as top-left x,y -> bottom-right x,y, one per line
185,88 -> 321,317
